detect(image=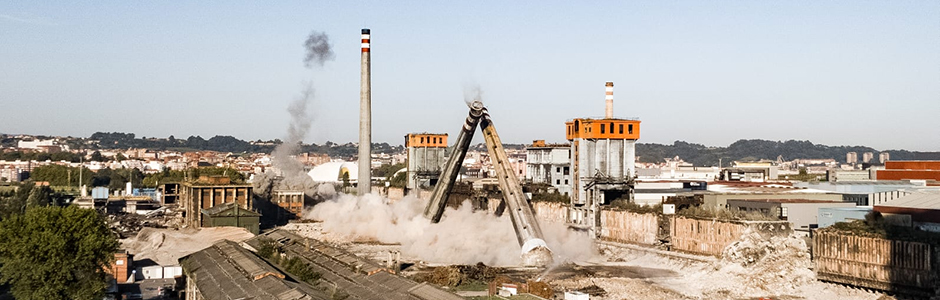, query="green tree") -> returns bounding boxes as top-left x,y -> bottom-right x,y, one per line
0,206 -> 118,300
389,171 -> 407,188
